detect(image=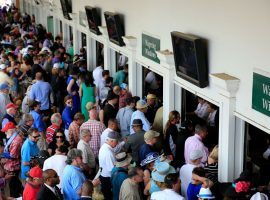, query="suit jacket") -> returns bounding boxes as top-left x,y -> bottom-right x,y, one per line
36,184 -> 63,200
